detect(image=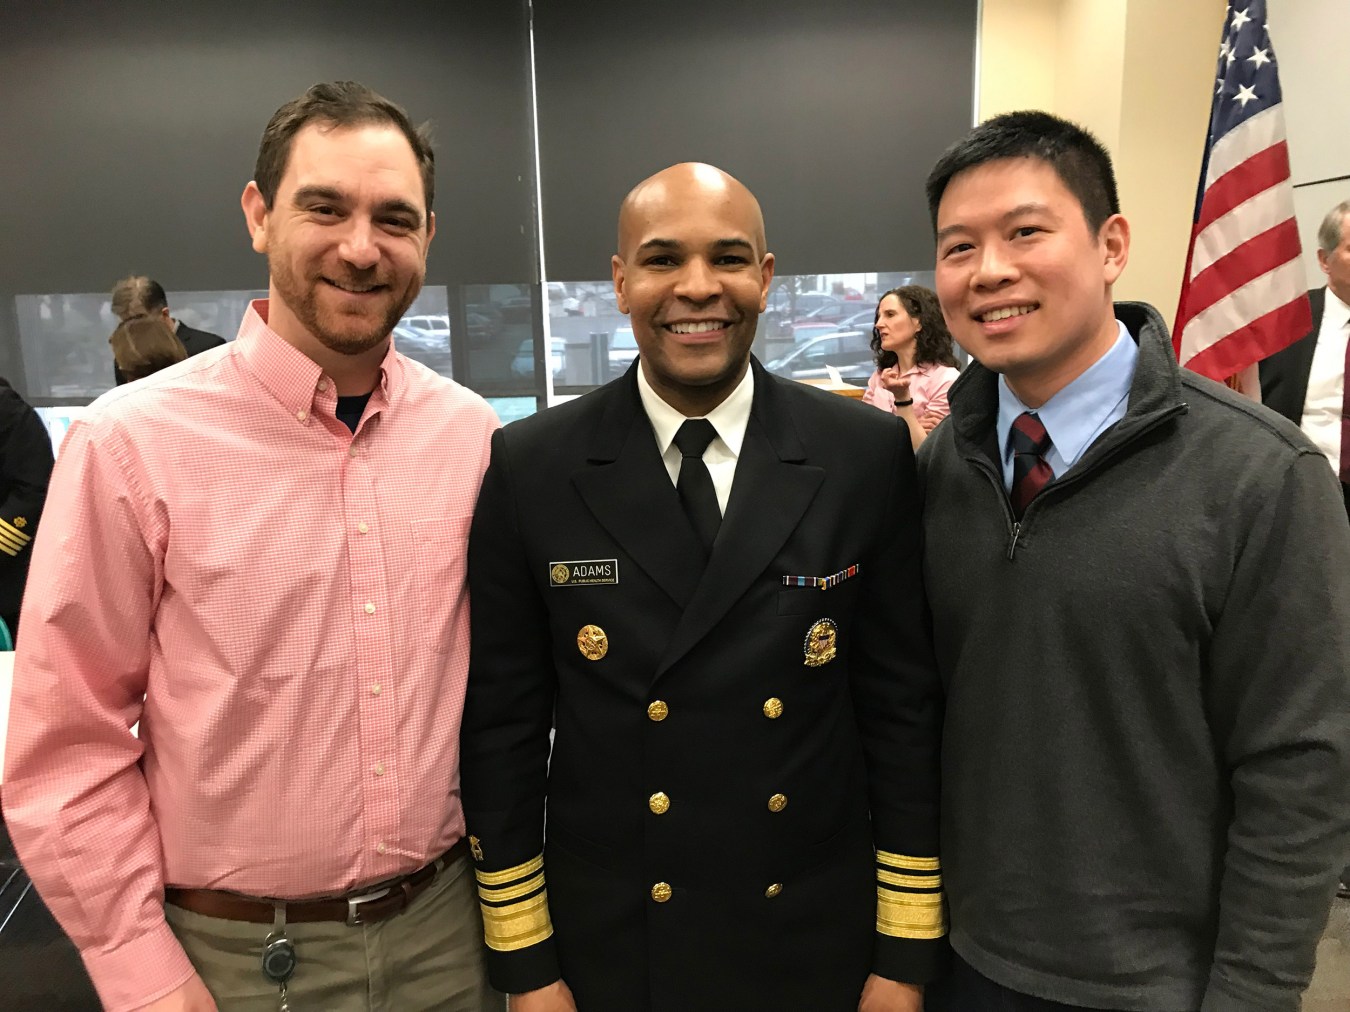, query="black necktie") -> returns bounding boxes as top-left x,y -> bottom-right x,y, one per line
674,419 -> 721,554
